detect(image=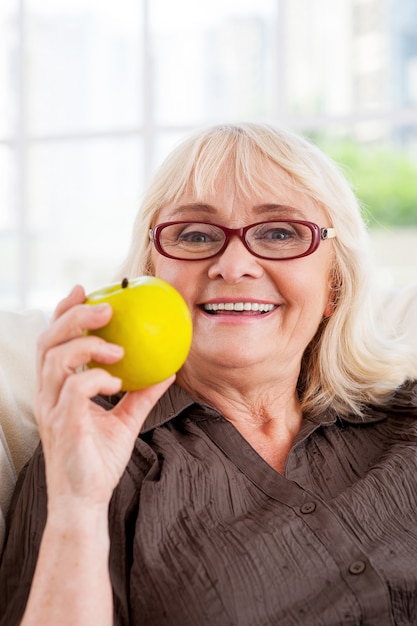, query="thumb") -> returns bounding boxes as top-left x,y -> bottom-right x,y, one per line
113,375 -> 176,433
